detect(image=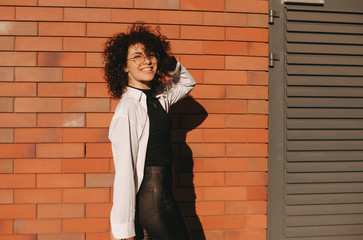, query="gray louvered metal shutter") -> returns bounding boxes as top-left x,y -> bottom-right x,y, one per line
268,0 -> 363,239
